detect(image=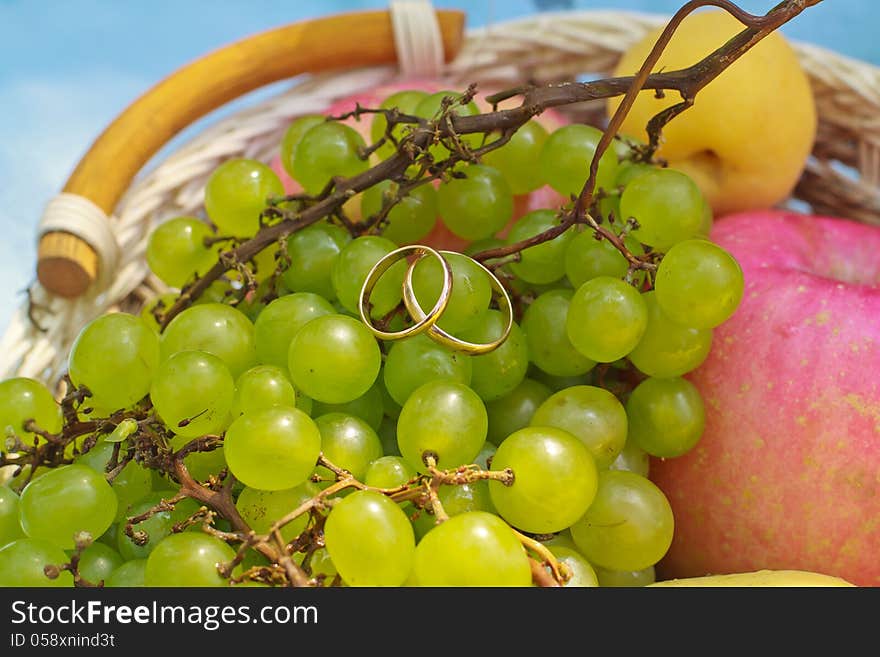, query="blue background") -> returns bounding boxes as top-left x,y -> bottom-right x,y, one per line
0,0 -> 873,331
